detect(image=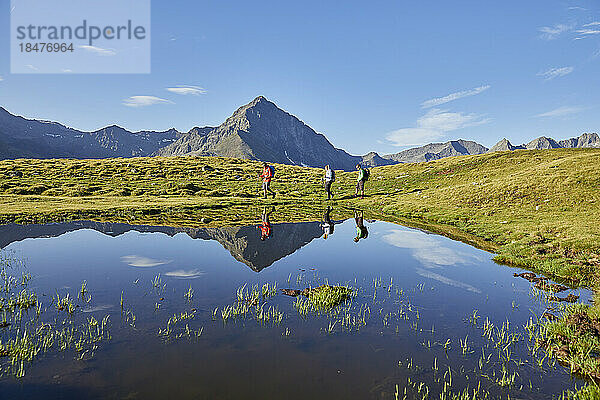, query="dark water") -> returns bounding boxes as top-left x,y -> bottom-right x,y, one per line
0,217 -> 591,399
